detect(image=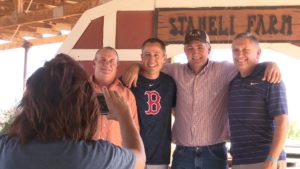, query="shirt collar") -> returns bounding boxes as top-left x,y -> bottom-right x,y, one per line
90,75 -> 121,92
237,63 -> 266,79
186,59 -> 211,75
